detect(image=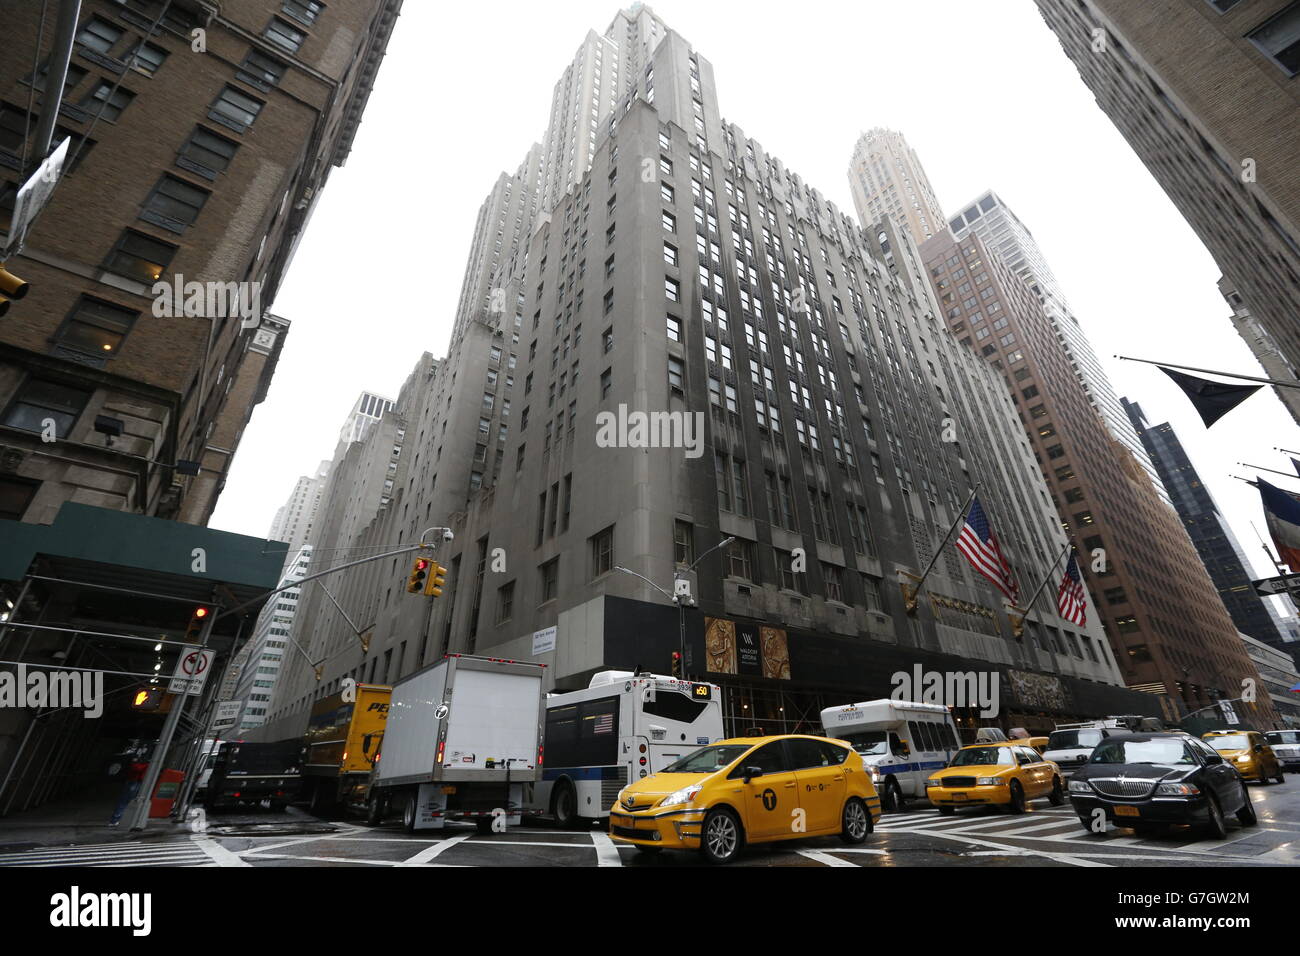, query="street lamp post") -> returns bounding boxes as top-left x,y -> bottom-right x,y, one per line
614,535 -> 735,680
